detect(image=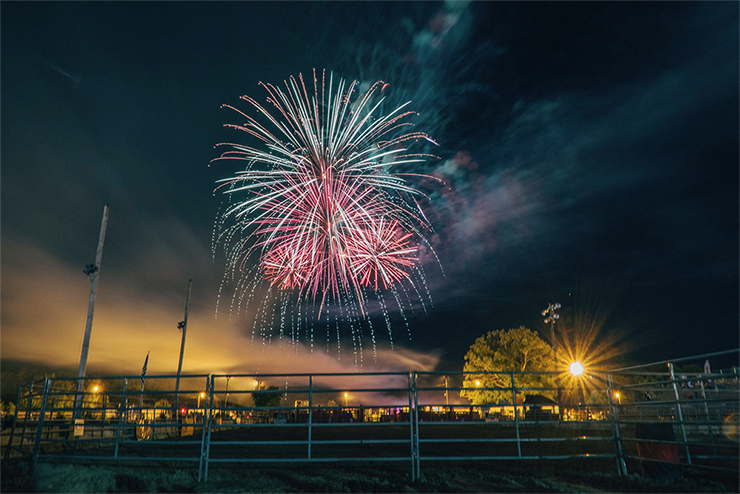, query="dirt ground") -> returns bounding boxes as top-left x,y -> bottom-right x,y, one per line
2,457 -> 737,493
